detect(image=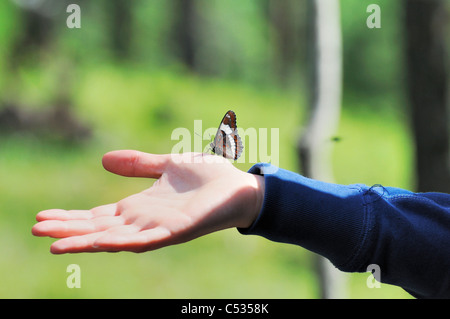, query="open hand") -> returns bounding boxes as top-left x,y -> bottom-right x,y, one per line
32,151 -> 264,254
